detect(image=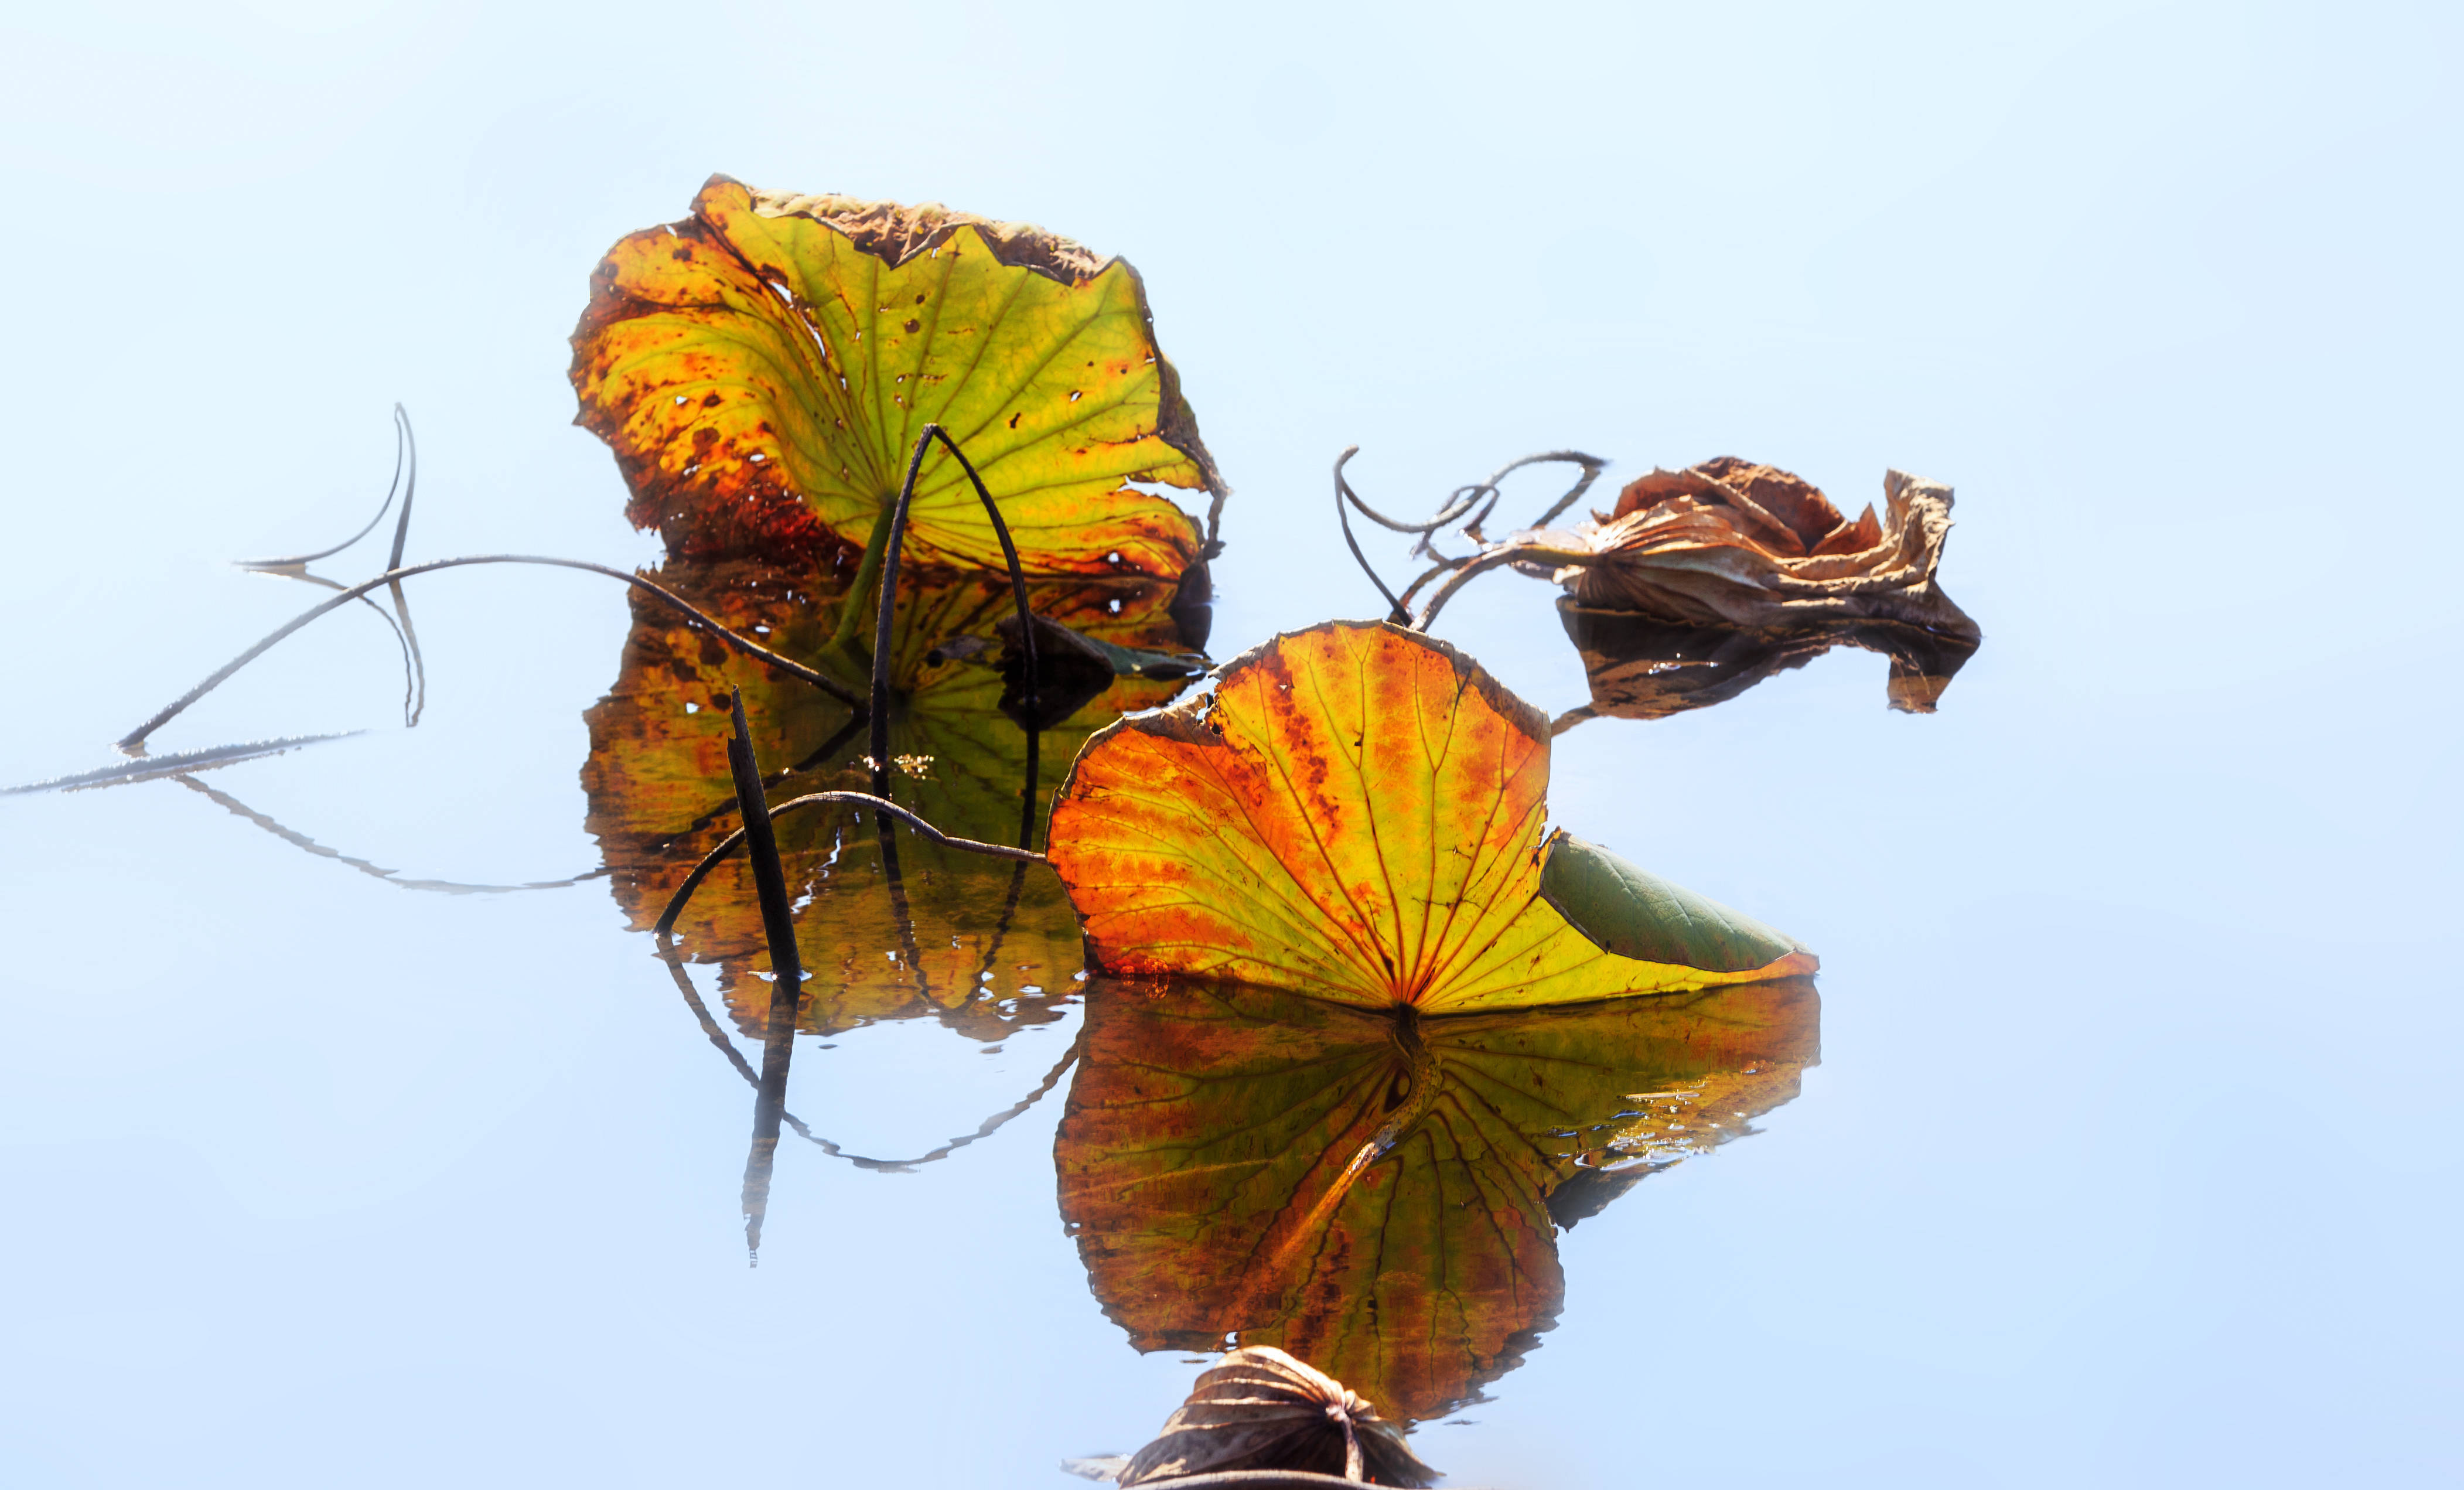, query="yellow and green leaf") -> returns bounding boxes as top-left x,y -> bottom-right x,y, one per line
571,176 -> 1221,575
1045,621 -> 1814,1011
